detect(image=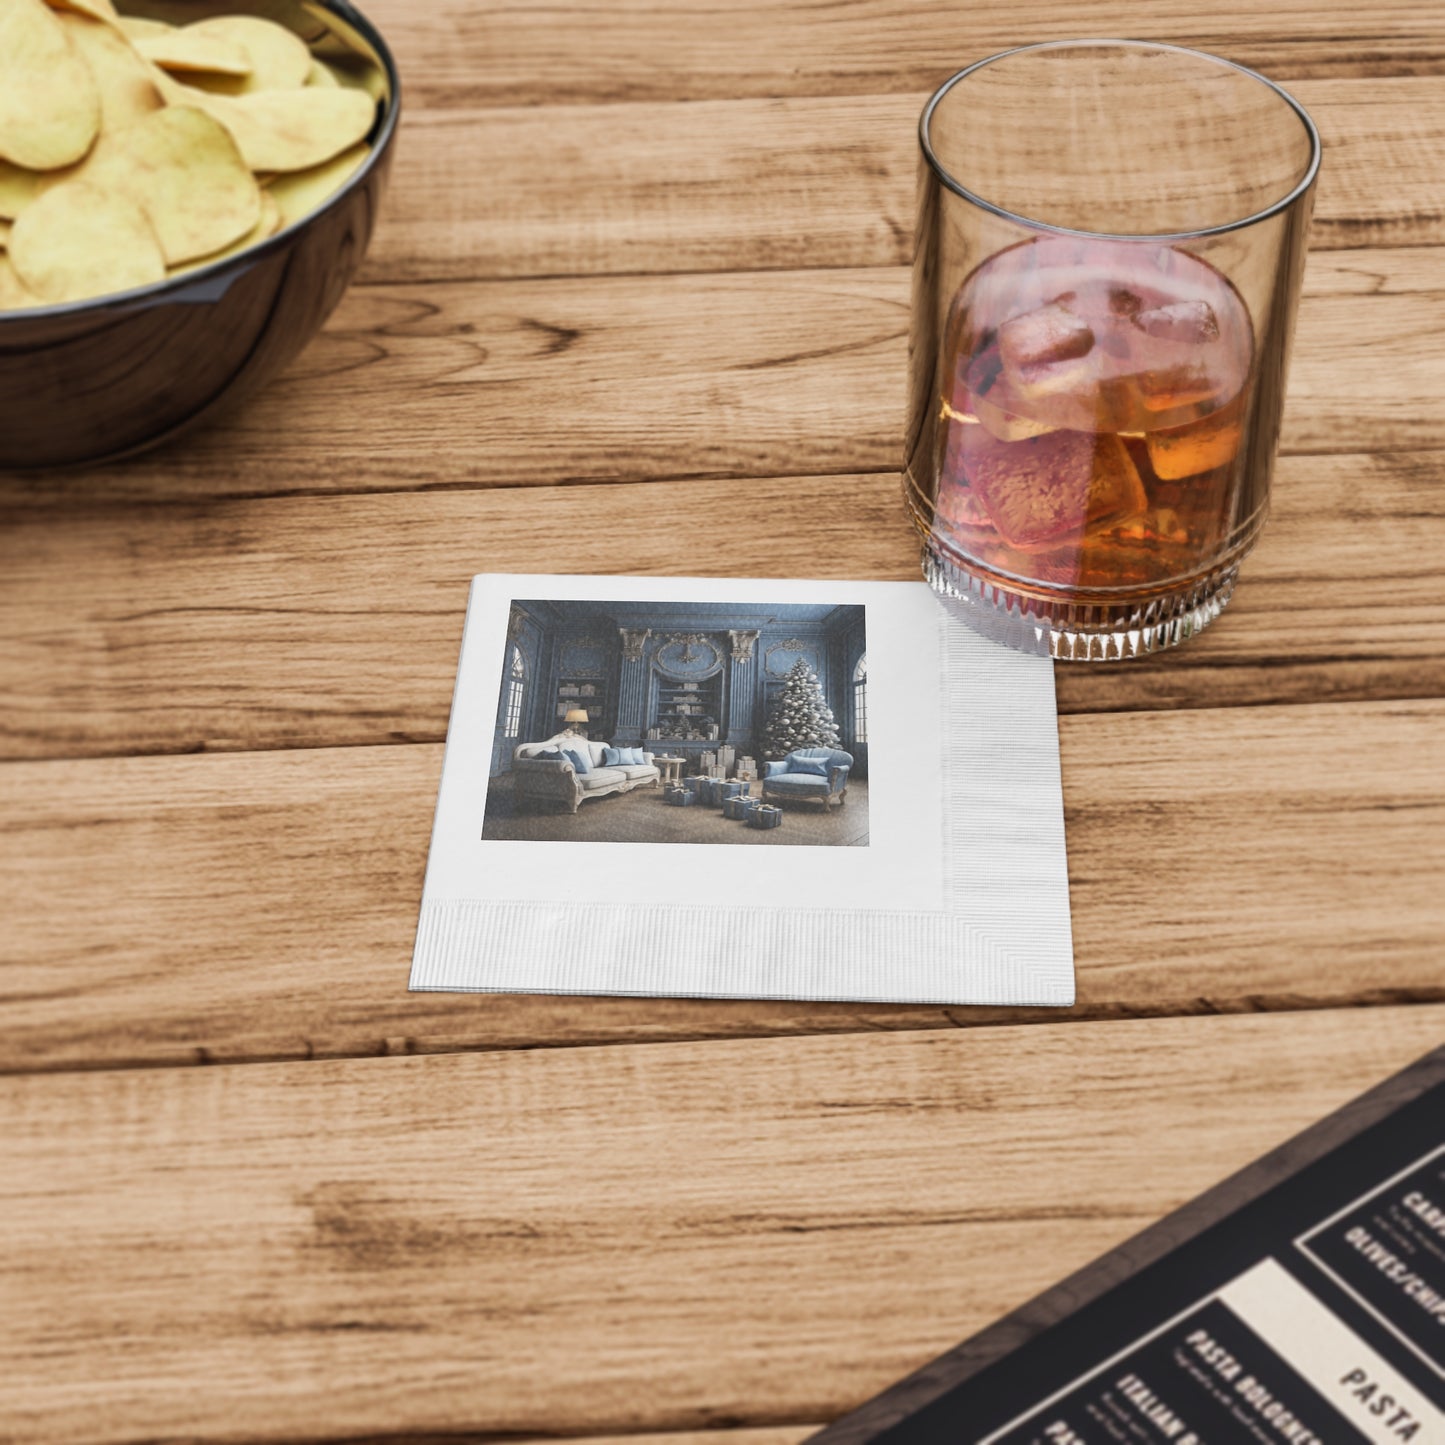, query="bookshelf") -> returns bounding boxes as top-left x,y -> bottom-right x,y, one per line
553,675 -> 610,736
648,674 -> 722,742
